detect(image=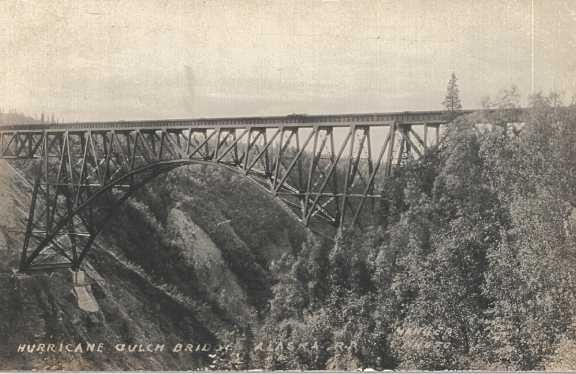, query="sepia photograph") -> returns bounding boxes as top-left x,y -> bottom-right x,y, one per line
0,0 -> 575,371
